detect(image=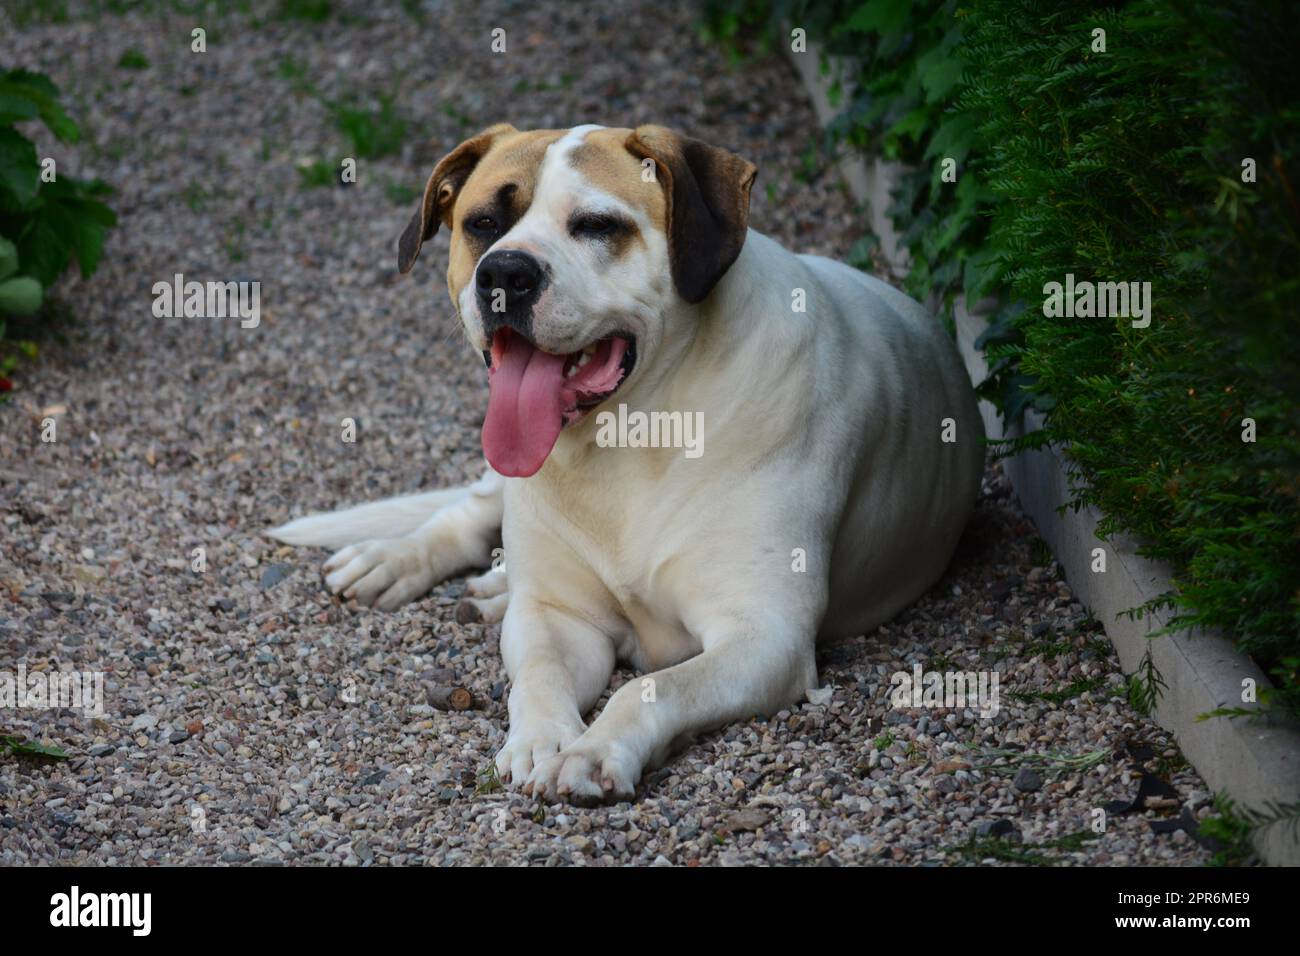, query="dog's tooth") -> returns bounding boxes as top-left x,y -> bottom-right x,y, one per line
577,352 -> 591,367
